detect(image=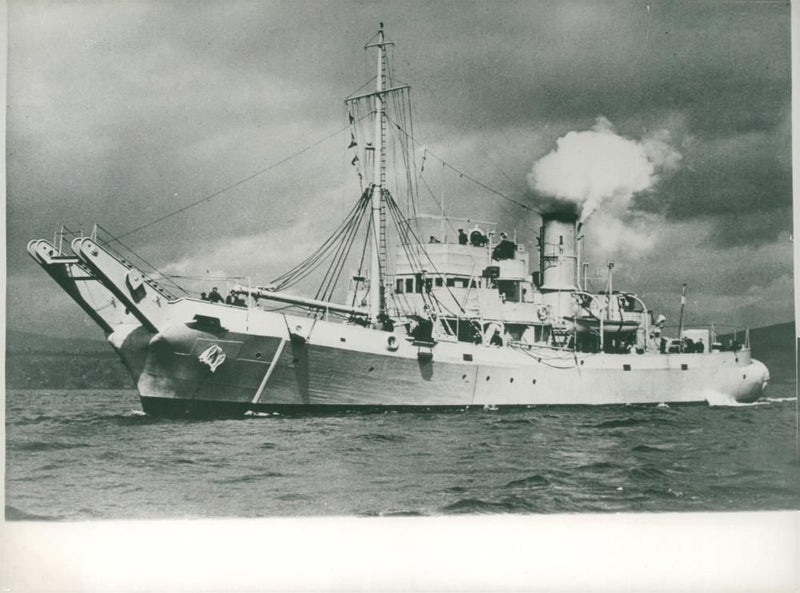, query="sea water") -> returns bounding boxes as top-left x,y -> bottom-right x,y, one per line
5,384 -> 798,520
